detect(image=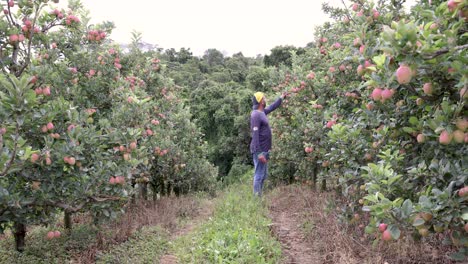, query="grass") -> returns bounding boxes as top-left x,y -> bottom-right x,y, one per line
95,226 -> 169,264
172,171 -> 282,264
